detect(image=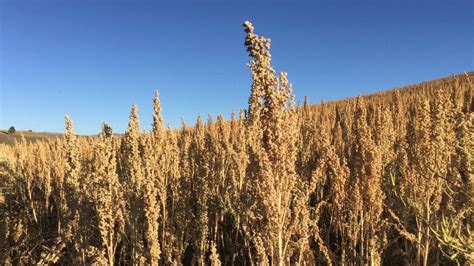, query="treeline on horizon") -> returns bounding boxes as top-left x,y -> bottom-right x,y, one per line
0,22 -> 472,265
